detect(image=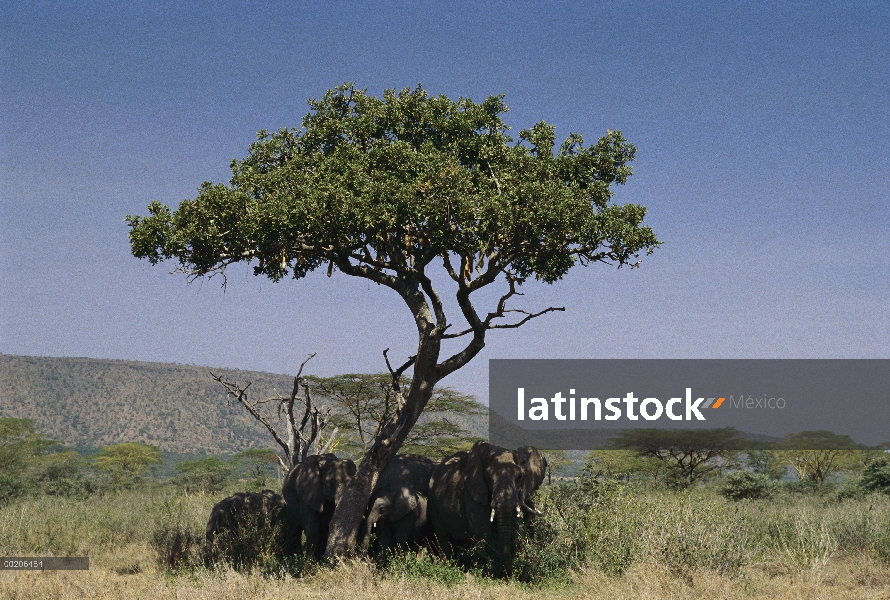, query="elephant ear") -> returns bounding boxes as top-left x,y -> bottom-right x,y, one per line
293,455 -> 324,512
517,446 -> 547,496
389,489 -> 419,522
465,441 -> 491,505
